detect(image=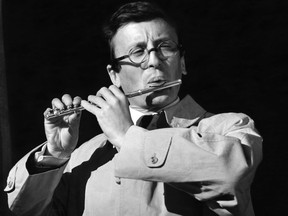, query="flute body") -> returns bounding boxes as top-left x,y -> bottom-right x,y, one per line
45,79 -> 182,120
